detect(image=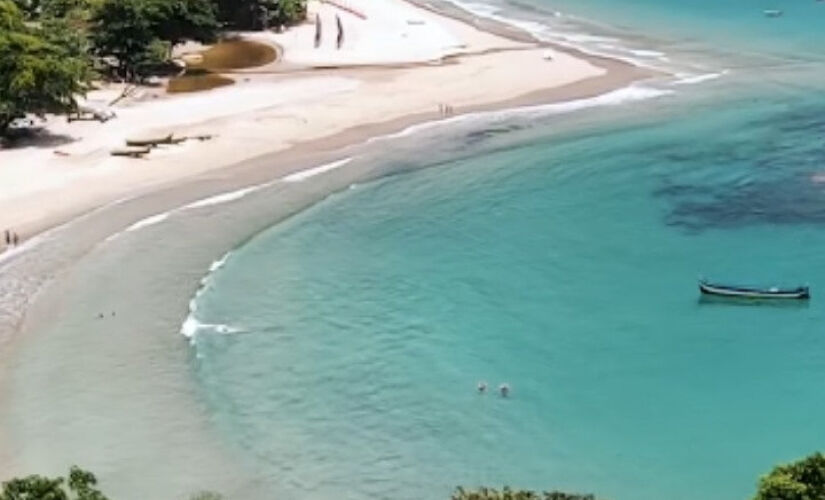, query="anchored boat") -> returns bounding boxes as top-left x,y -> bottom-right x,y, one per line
699,280 -> 810,300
